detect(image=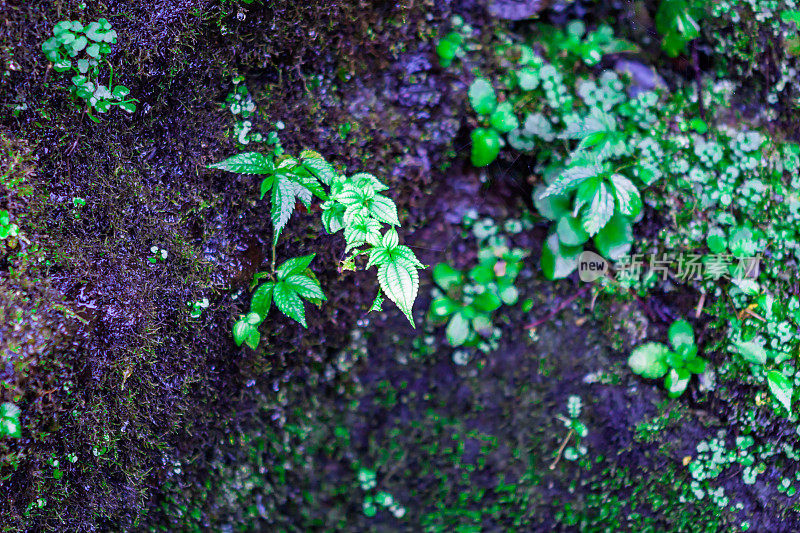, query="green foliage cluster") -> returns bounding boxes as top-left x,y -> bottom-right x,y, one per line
460,22 -> 668,278
628,319 -> 707,397
41,19 -> 137,119
210,146 -> 424,345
